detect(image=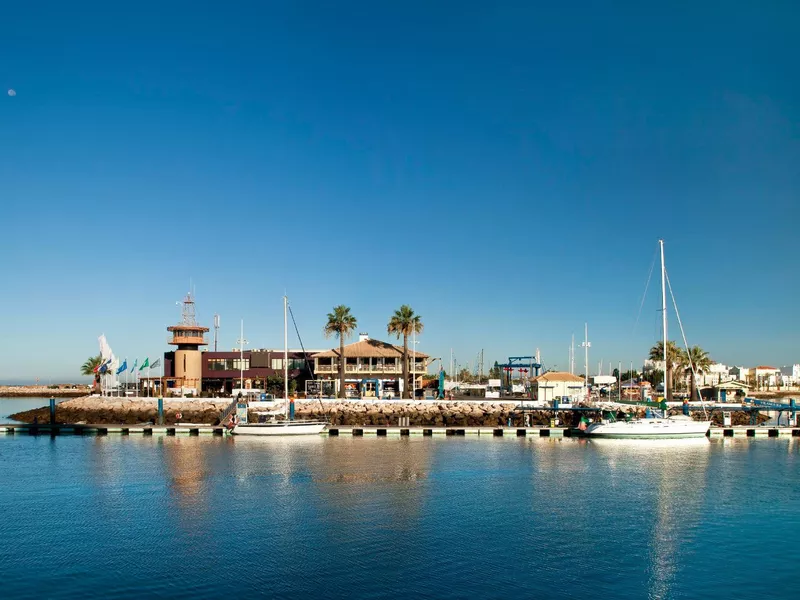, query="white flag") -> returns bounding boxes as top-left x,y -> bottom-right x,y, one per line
98,334 -> 114,361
